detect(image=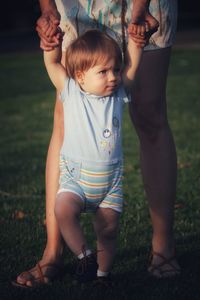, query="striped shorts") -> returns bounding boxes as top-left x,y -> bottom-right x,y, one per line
57,157 -> 124,213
